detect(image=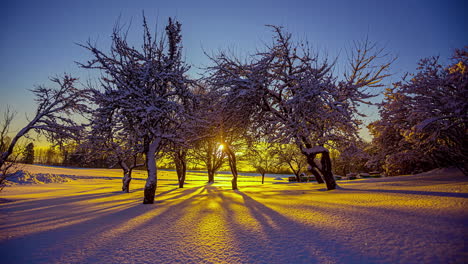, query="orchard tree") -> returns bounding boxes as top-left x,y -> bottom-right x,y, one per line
80,17 -> 194,203
246,141 -> 280,184
166,82 -> 201,189
399,48 -> 467,174
332,141 -> 370,176
208,26 -> 393,190
186,85 -> 226,184
206,62 -> 260,190
0,108 -> 18,191
0,75 -> 90,176
190,137 -> 225,183
167,123 -> 199,188
277,144 -> 308,181
86,99 -> 144,192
